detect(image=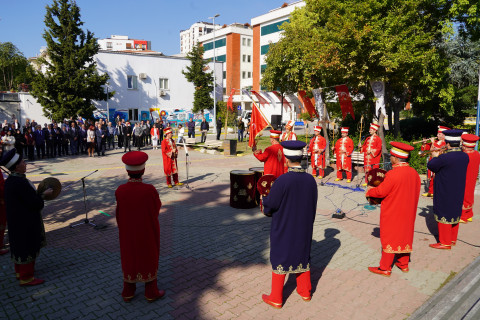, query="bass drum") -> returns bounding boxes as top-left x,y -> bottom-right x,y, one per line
230,170 -> 256,209
249,166 -> 264,205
